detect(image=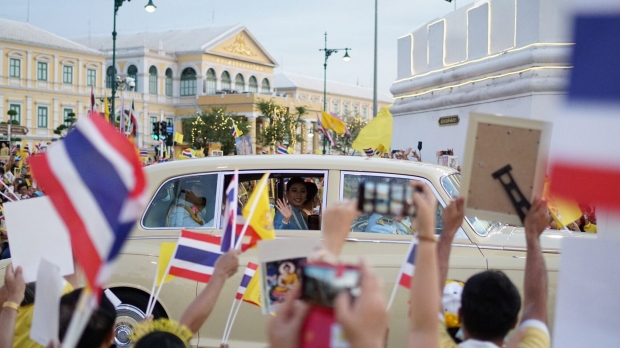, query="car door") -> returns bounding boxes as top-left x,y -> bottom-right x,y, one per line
195,169 -> 329,347
337,171 -> 487,348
